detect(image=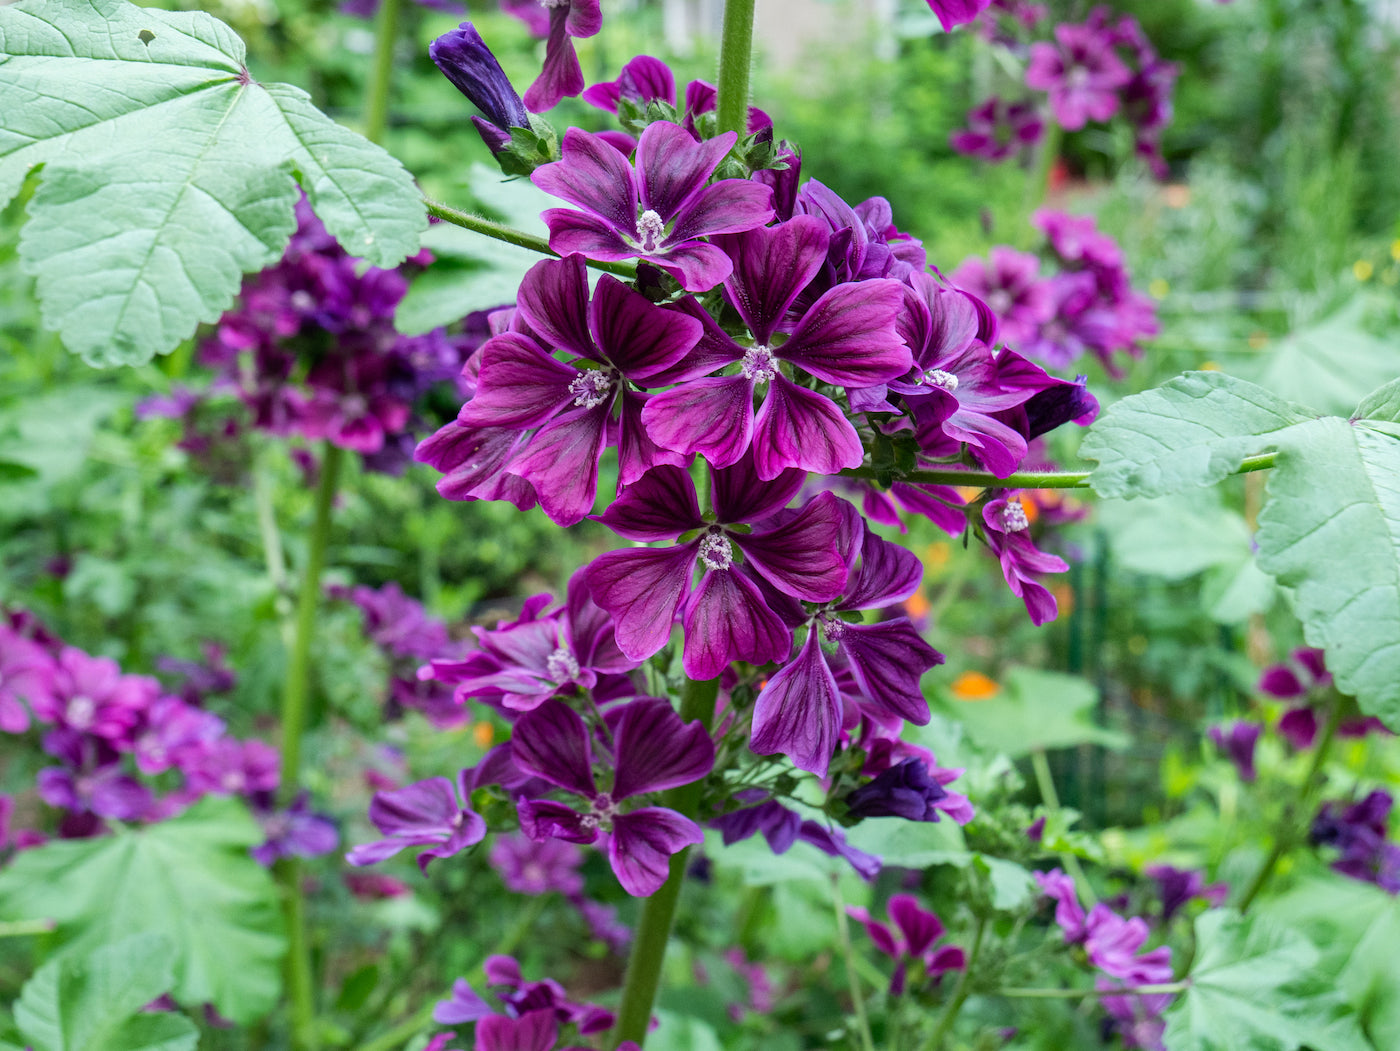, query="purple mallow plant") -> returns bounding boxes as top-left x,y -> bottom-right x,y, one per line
848,894 -> 965,995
